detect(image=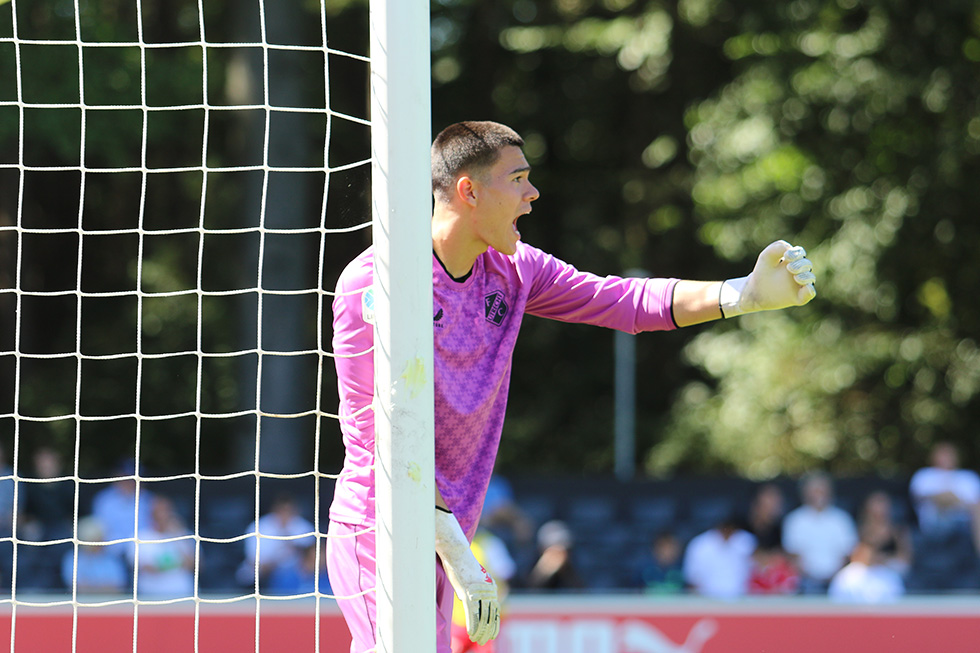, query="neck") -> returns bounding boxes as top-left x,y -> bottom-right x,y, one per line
431,204 -> 485,278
